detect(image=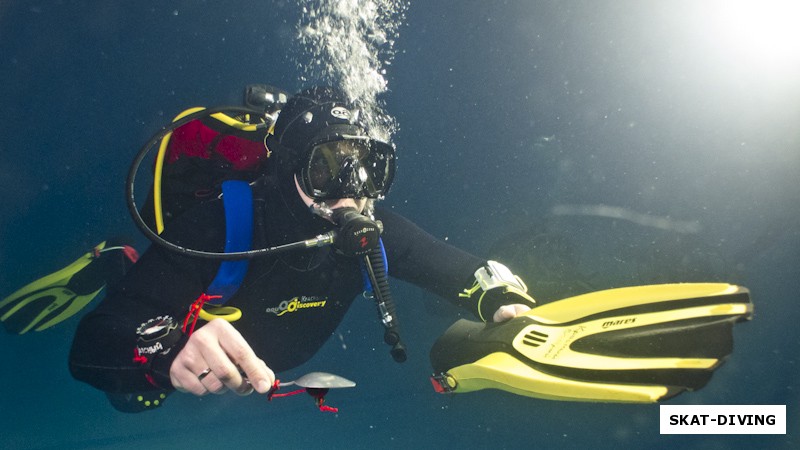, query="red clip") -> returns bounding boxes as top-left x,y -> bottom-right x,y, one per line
122,245 -> 140,263
132,347 -> 148,365
182,293 -> 222,335
267,382 -> 340,413
318,404 -> 339,413
267,379 -> 281,401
